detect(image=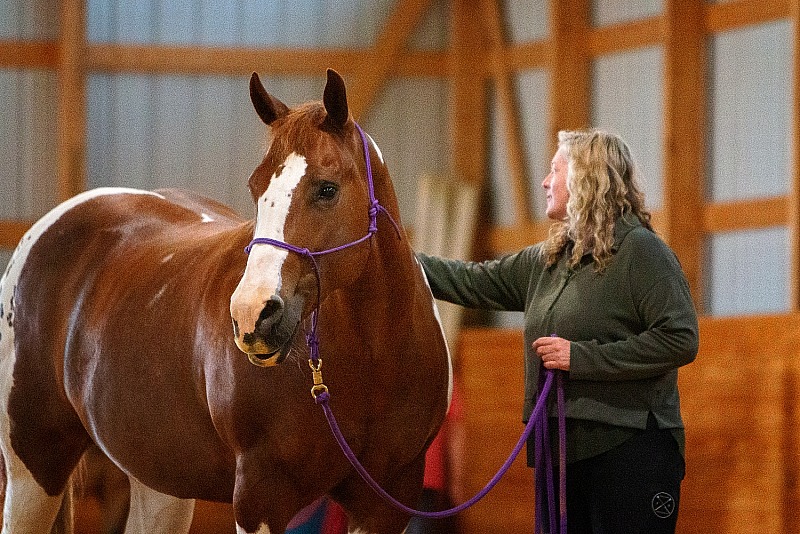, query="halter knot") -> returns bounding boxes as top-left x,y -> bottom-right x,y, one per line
368,200 -> 380,232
